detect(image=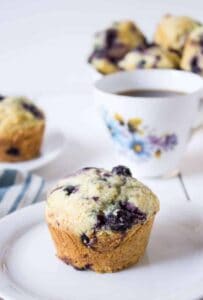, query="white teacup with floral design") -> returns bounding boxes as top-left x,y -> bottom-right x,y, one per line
94,69 -> 203,177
